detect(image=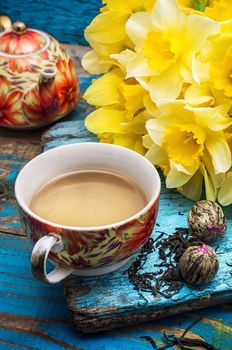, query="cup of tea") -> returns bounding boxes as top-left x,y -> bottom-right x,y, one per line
15,143 -> 160,283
